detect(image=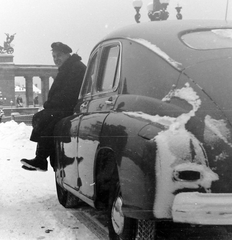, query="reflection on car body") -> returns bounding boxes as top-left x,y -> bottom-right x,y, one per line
53,20 -> 232,239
